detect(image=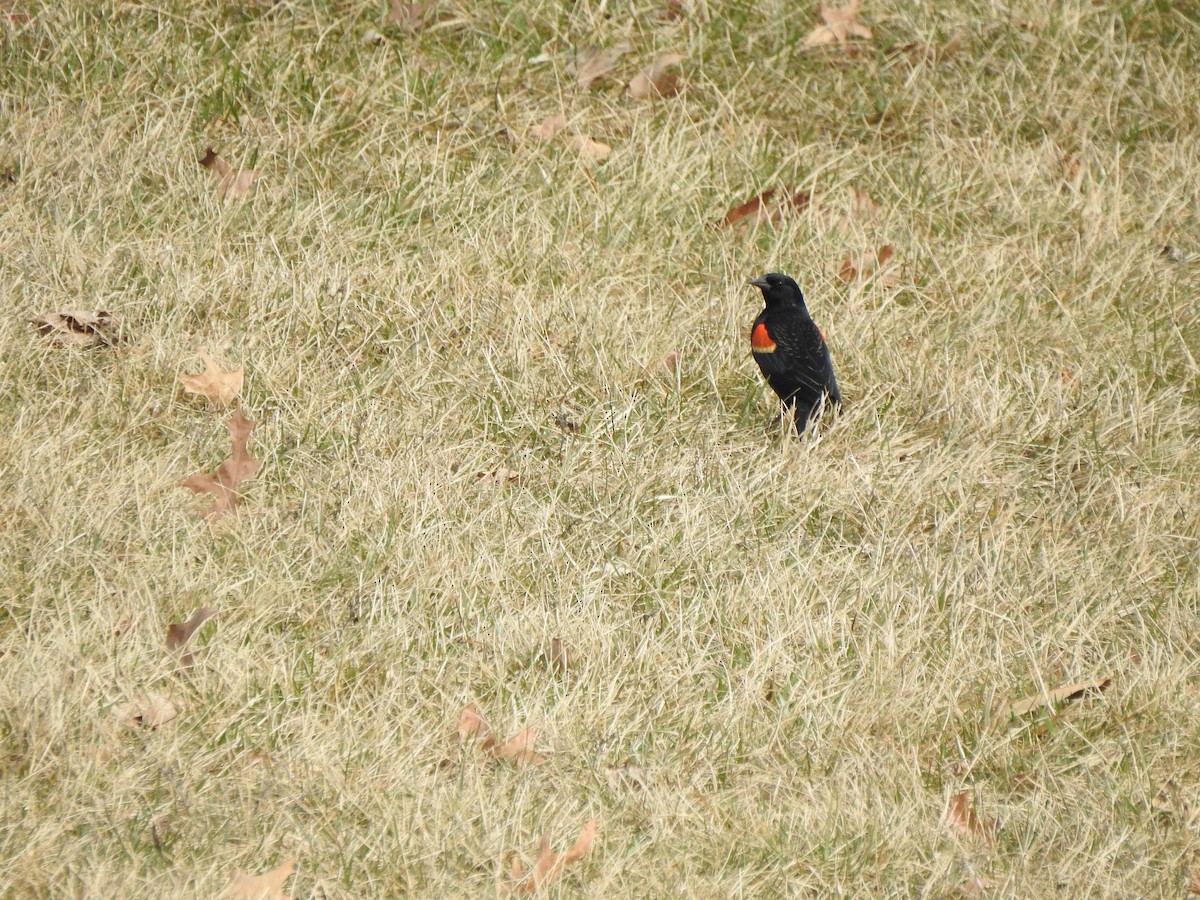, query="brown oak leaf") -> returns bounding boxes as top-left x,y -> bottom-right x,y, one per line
31,310 -> 124,347
511,818 -> 598,893
199,147 -> 258,201
802,0 -> 872,48
718,188 -> 811,228
563,135 -> 612,163
180,351 -> 243,407
167,607 -> 218,671
529,114 -> 567,142
628,53 -> 683,99
387,0 -> 431,30
180,405 -> 262,519
119,692 -> 178,729
944,790 -> 996,841
573,45 -> 628,89
225,859 -> 295,900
